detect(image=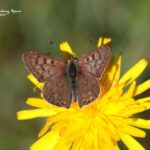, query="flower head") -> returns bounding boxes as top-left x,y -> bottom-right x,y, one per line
17,38 -> 150,150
